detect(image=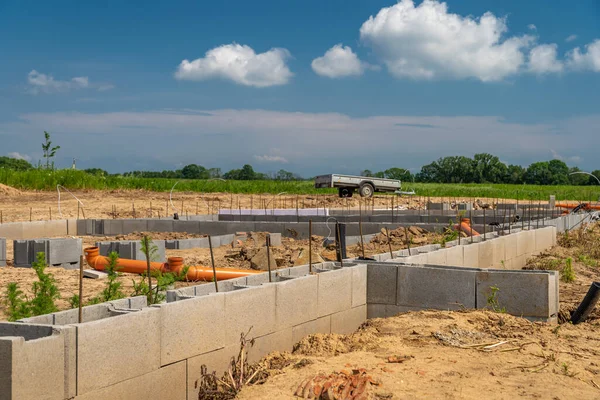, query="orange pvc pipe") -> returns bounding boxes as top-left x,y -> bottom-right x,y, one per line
454,218 -> 480,236
84,247 -> 260,281
556,203 -> 600,210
